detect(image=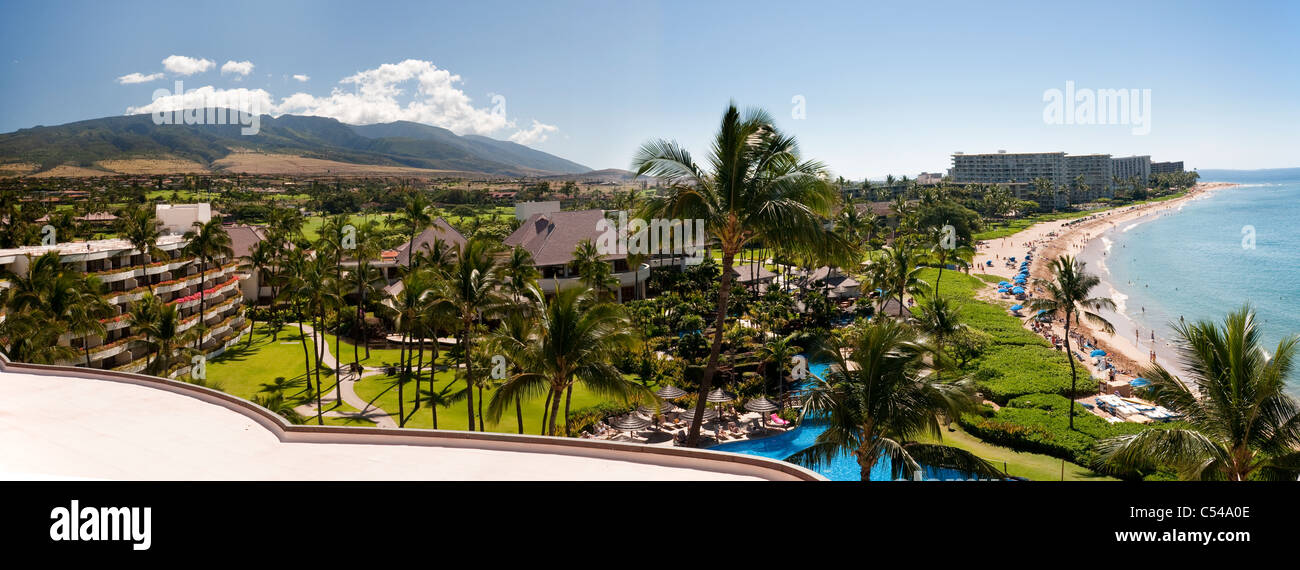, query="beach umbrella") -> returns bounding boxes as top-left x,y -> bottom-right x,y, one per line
607,414 -> 652,441
706,388 -> 737,403
1009,304 -> 1023,311
1037,309 -> 1048,314
1012,287 -> 1025,294
744,397 -> 780,431
743,397 -> 779,414
998,281 -> 1010,286
654,384 -> 687,399
1090,349 -> 1107,357
638,400 -> 681,416
1130,378 -> 1151,388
